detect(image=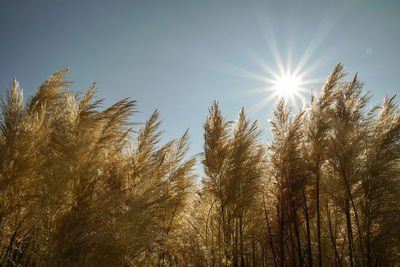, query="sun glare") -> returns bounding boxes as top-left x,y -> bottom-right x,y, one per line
220,11 -> 335,111
274,73 -> 303,99
260,65 -> 314,106
225,50 -> 324,109
223,23 -> 329,110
